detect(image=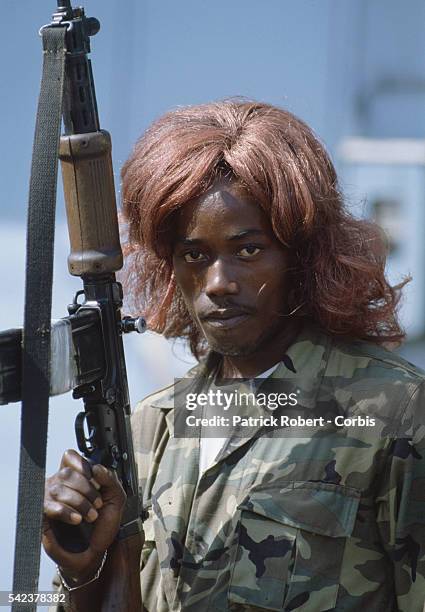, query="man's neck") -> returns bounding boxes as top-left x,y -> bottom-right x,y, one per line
219,321 -> 302,379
